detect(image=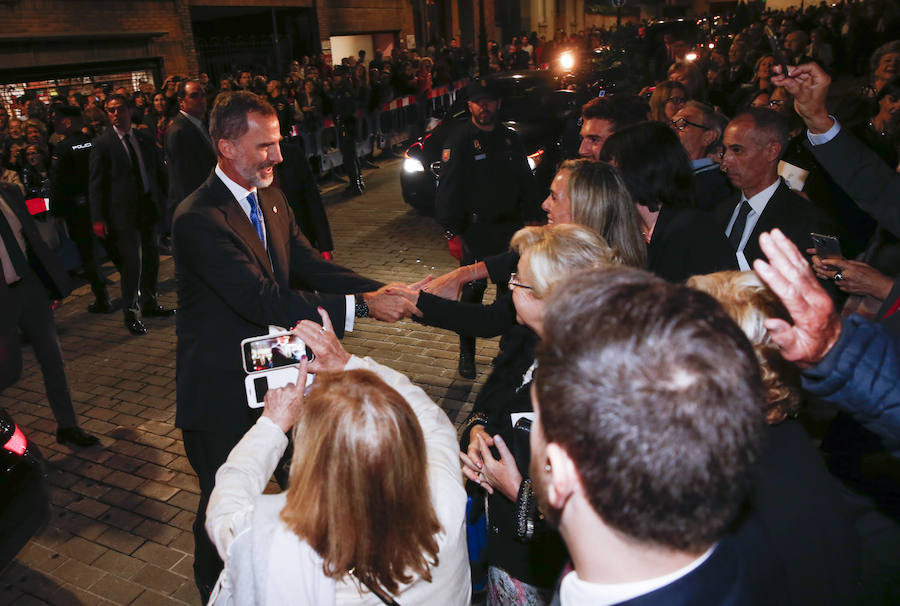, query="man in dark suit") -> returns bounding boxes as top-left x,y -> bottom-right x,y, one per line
717,108 -> 824,270
164,79 -> 216,228
89,94 -> 174,336
0,183 -> 98,447
172,91 -> 419,603
531,268 -> 768,605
